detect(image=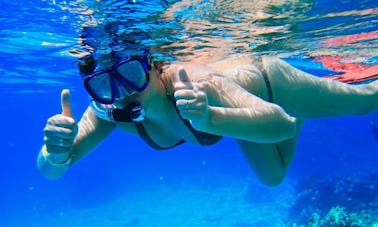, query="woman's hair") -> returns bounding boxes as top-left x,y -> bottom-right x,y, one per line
77,54 -> 96,75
